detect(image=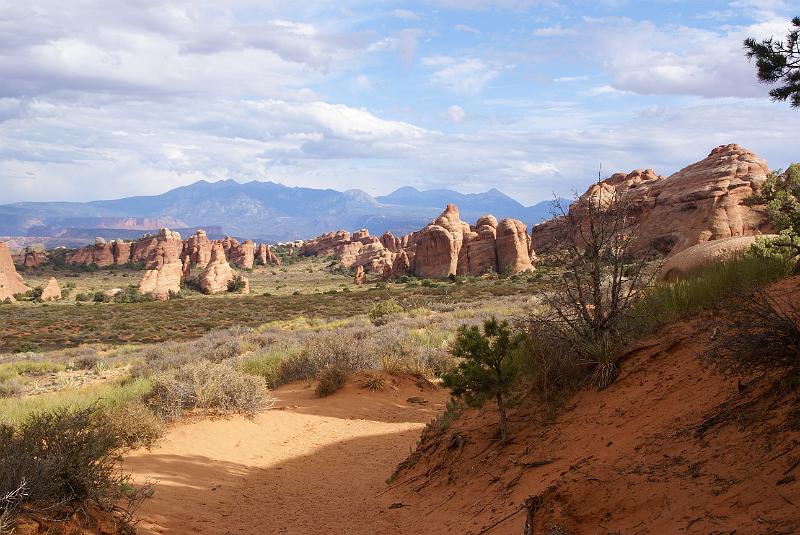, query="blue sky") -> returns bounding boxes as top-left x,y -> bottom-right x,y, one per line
0,0 -> 798,205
